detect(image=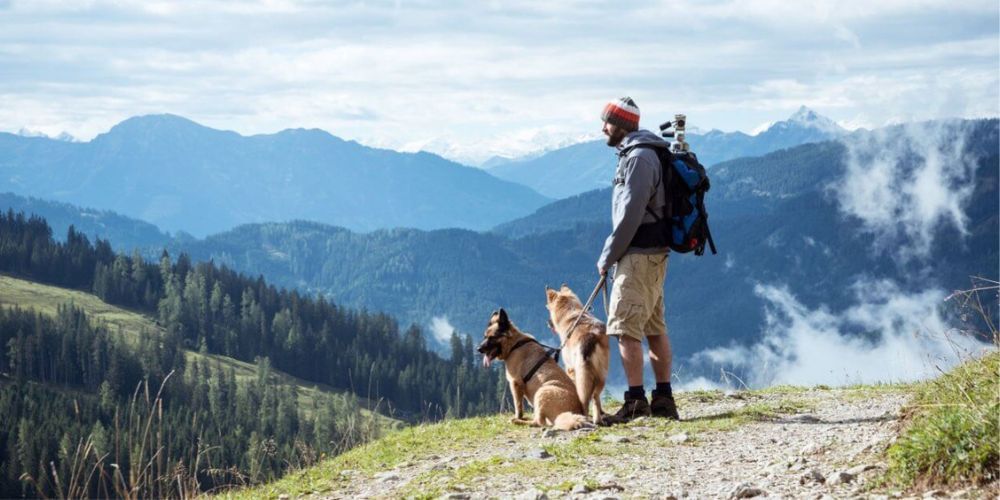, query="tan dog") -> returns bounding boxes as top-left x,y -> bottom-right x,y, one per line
545,285 -> 610,425
478,308 -> 592,431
